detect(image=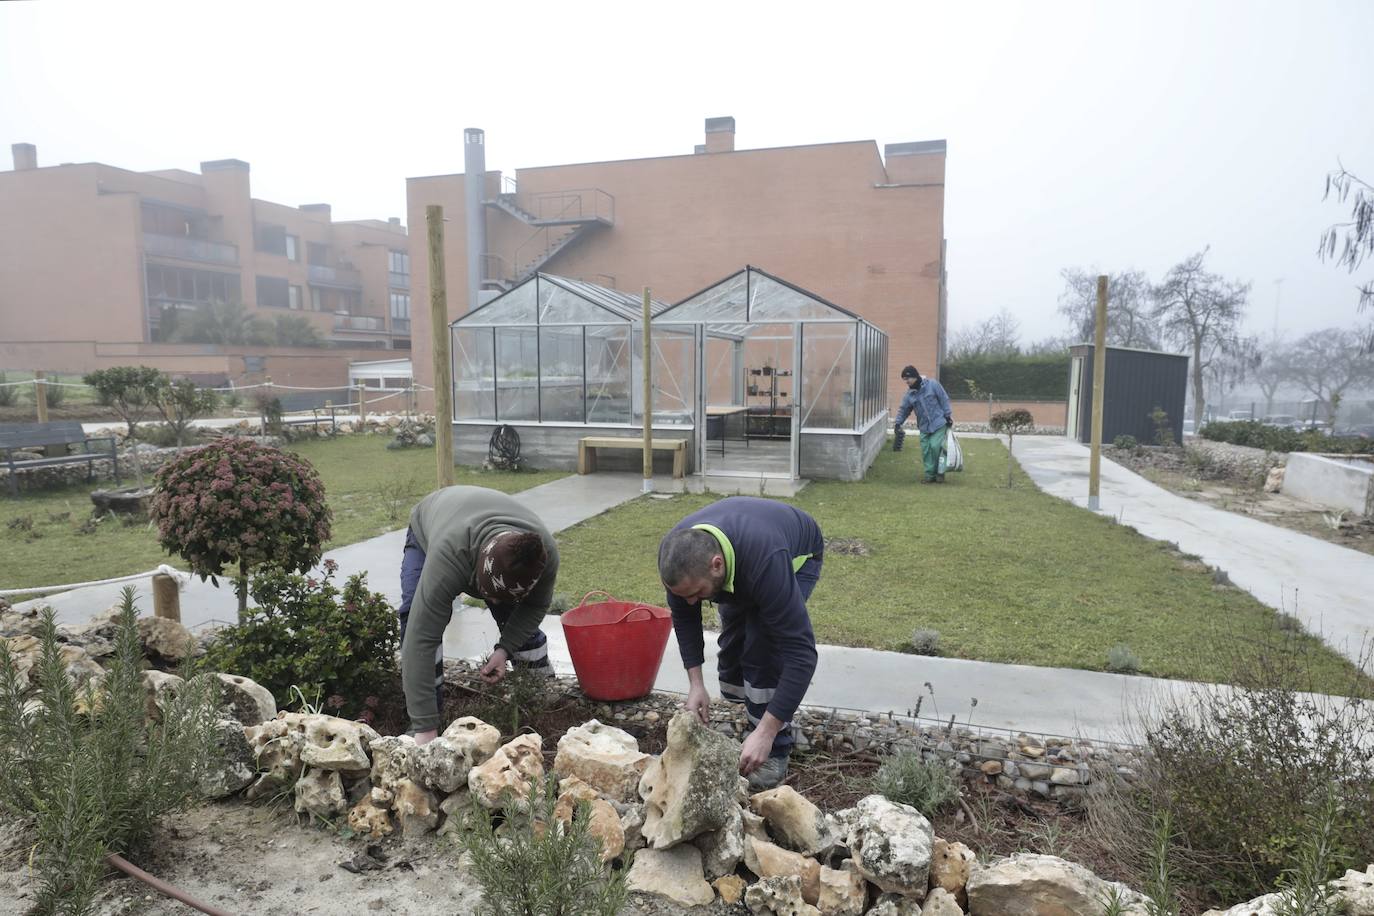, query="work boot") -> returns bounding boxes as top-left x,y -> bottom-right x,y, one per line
936,474 -> 946,483
747,753 -> 790,791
